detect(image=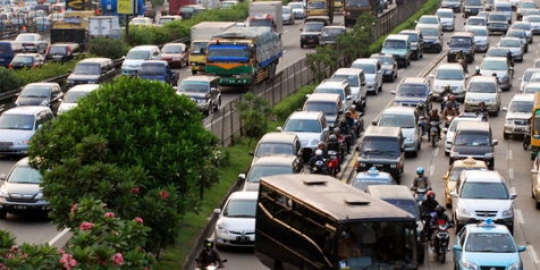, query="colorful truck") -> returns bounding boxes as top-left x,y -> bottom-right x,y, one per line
189,21 -> 237,75
306,0 -> 334,23
205,27 -> 282,89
